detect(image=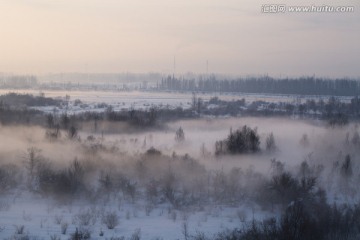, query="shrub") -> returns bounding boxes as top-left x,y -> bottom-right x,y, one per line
70,228 -> 91,240
6,235 -> 32,240
50,235 -> 60,240
102,211 -> 119,229
61,222 -> 68,235
0,164 -> 20,193
118,175 -> 137,201
37,158 -> 85,197
280,201 -> 319,240
14,225 -> 25,234
146,147 -> 162,156
130,228 -> 141,240
54,215 -> 63,225
73,209 -> 96,226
